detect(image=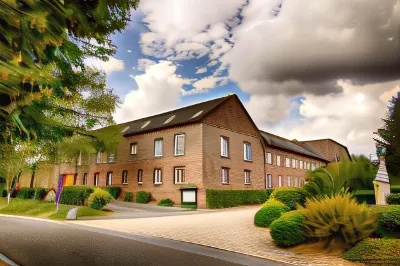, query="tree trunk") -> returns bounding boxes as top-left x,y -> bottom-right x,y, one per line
30,170 -> 36,188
